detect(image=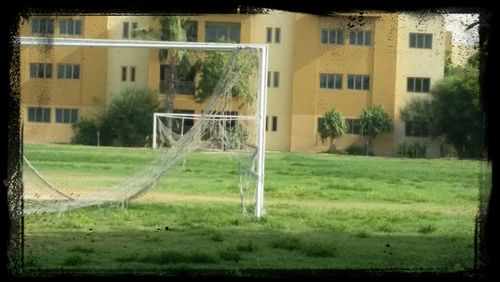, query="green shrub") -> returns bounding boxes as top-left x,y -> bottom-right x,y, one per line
72,87 -> 160,147
345,144 -> 374,156
397,142 -> 428,158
